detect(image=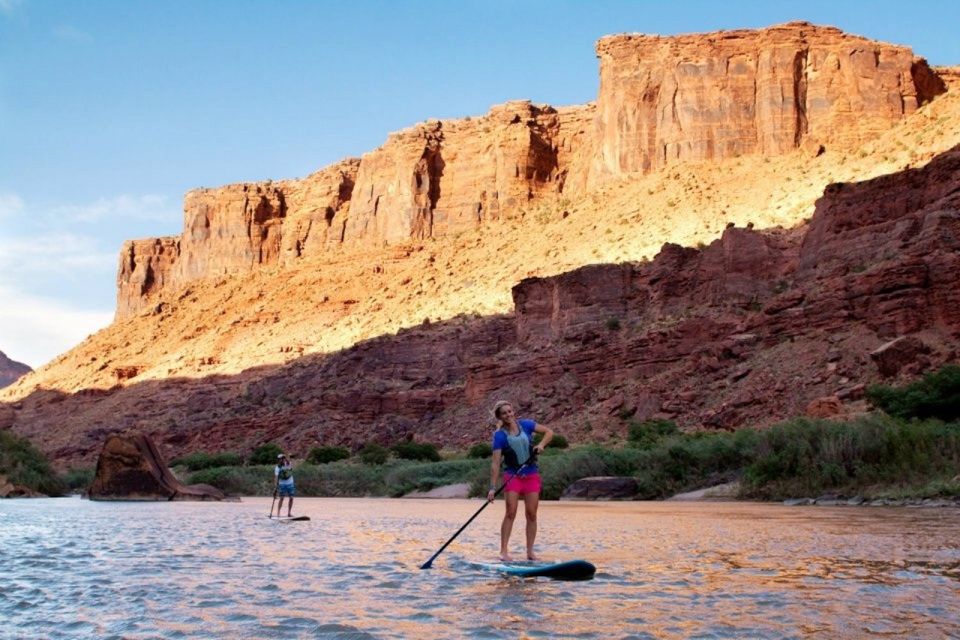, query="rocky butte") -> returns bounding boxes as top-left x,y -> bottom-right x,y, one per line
1,22 -> 958,468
